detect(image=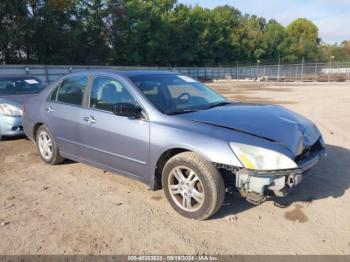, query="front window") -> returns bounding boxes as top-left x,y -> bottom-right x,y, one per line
0,77 -> 46,96
129,74 -> 227,114
90,76 -> 136,112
